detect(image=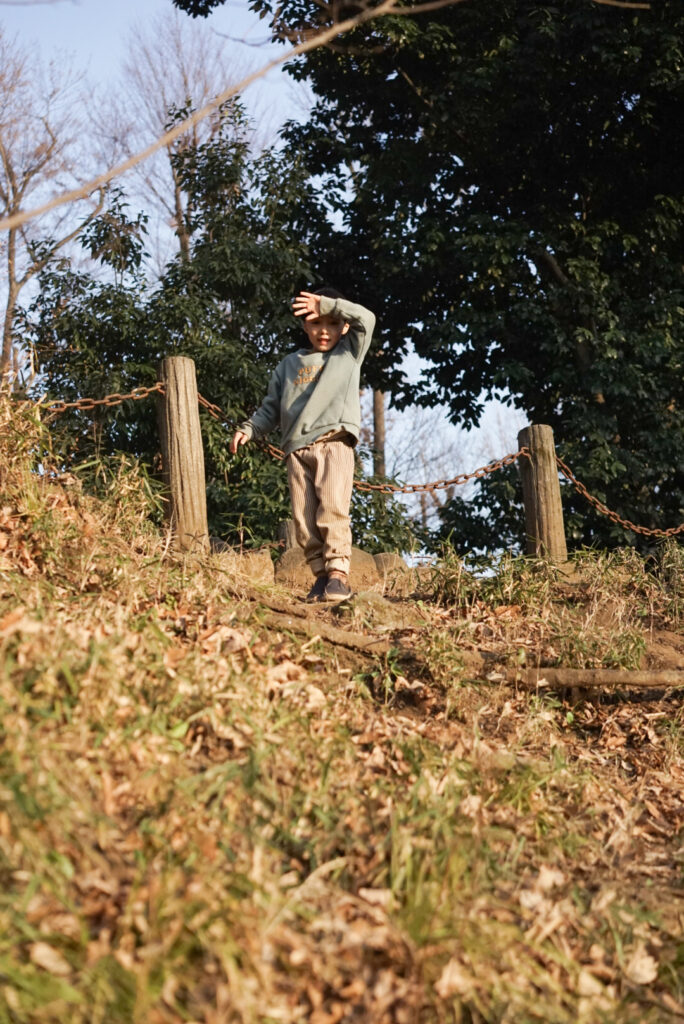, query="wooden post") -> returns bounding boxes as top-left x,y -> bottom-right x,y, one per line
158,356 -> 209,553
517,424 -> 567,562
278,520 -> 299,550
